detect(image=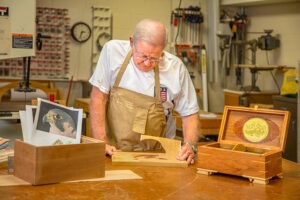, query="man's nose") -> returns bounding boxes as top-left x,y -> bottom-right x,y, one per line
143,59 -> 152,66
